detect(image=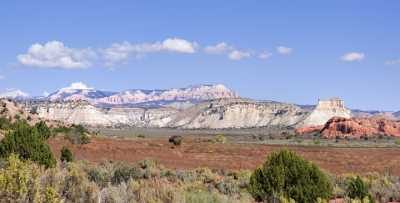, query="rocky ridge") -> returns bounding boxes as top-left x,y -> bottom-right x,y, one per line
45,83 -> 238,107
22,97 -> 354,129
296,117 -> 400,138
